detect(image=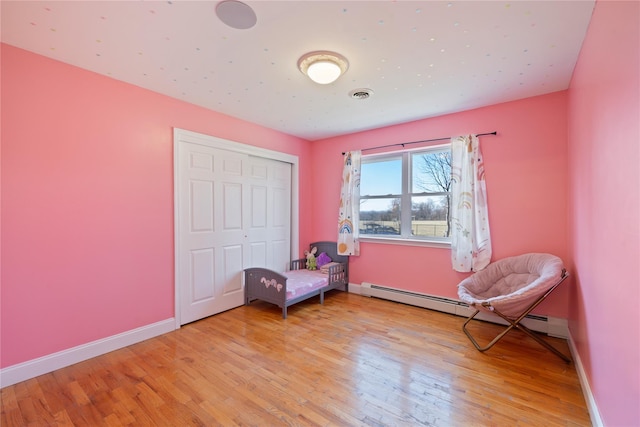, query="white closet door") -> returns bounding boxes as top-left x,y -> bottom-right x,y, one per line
246,156 -> 292,272
176,141 -> 291,325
